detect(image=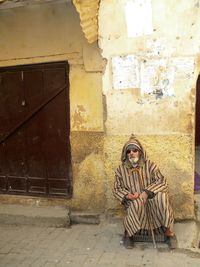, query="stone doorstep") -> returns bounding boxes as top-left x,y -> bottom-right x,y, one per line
0,204 -> 70,227
0,204 -> 102,227
174,221 -> 200,250
69,211 -> 101,225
